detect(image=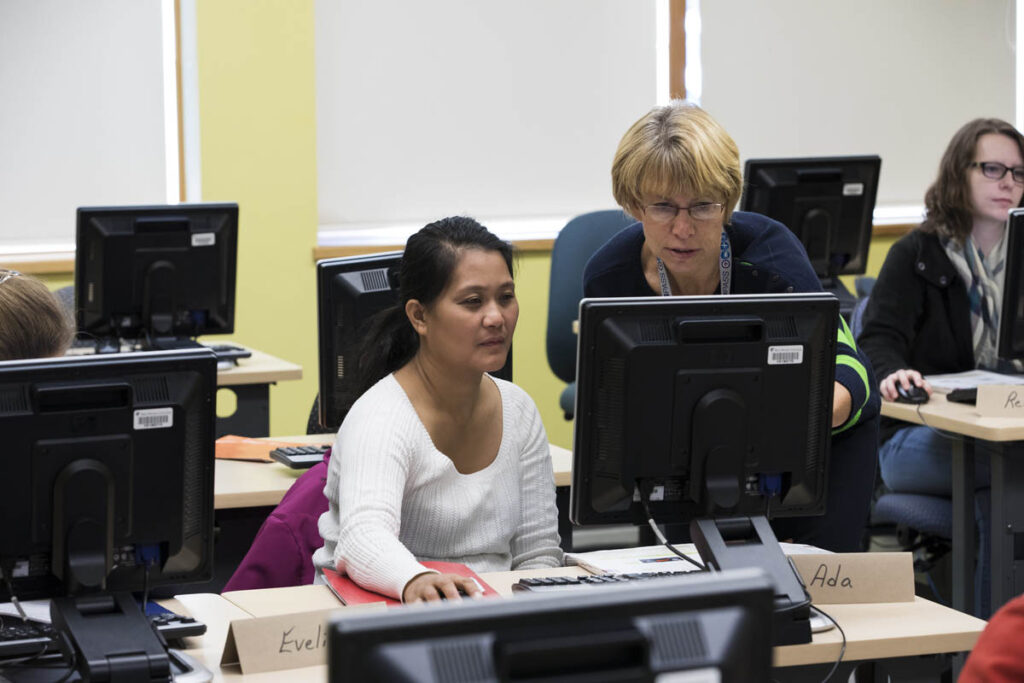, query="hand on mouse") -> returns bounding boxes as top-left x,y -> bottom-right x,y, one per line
880,369 -> 931,402
402,572 -> 483,604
